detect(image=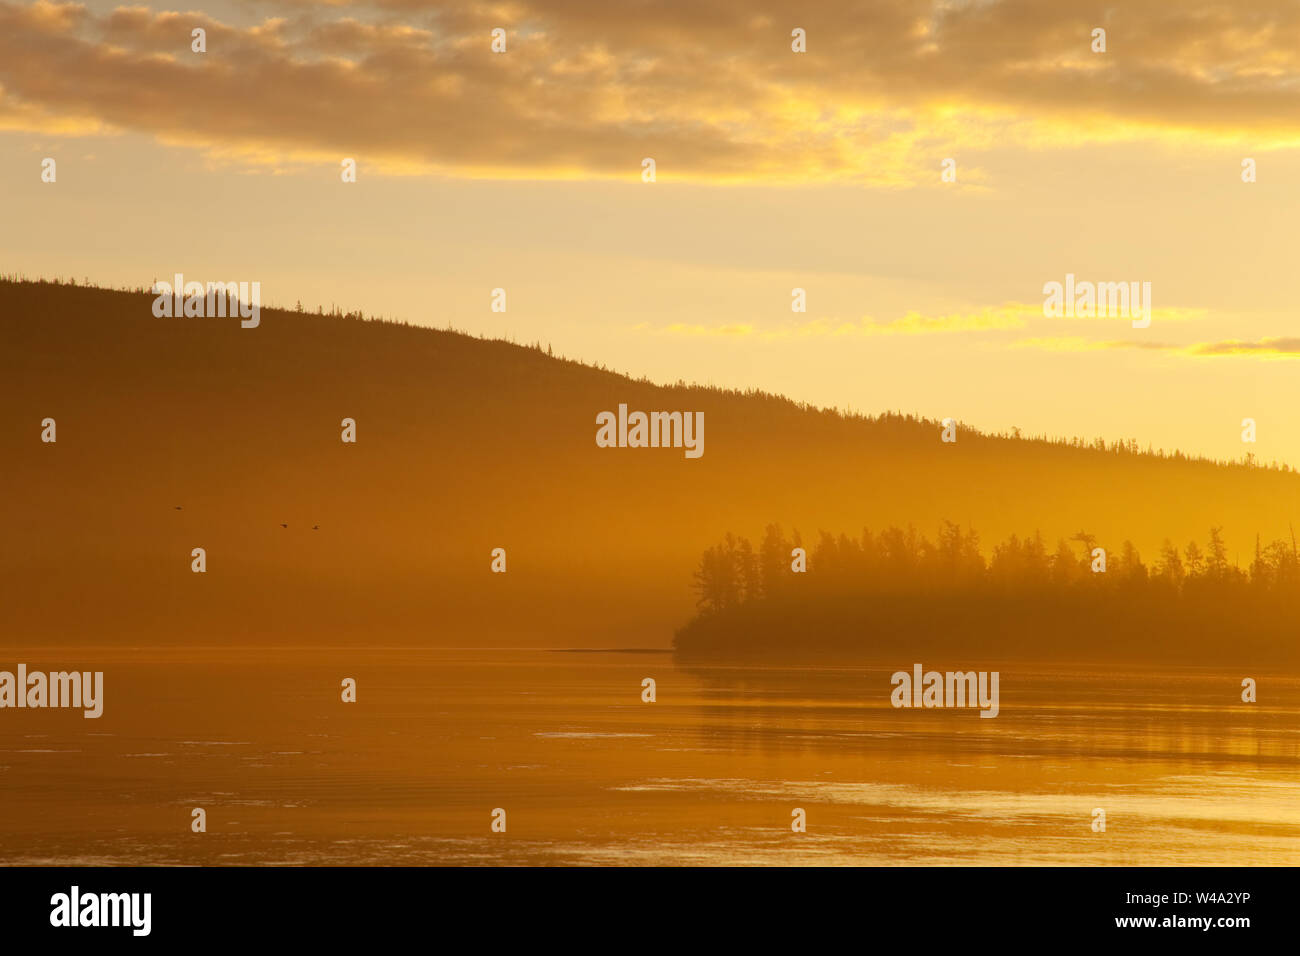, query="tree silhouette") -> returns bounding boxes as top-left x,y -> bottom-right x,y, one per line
677,523 -> 1300,660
